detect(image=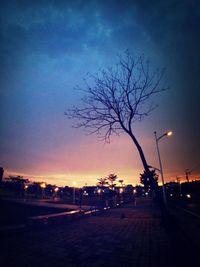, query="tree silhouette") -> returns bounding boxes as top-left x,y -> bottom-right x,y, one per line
97,177 -> 108,187
65,51 -> 167,183
140,169 -> 158,192
107,173 -> 118,190
118,179 -> 124,187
